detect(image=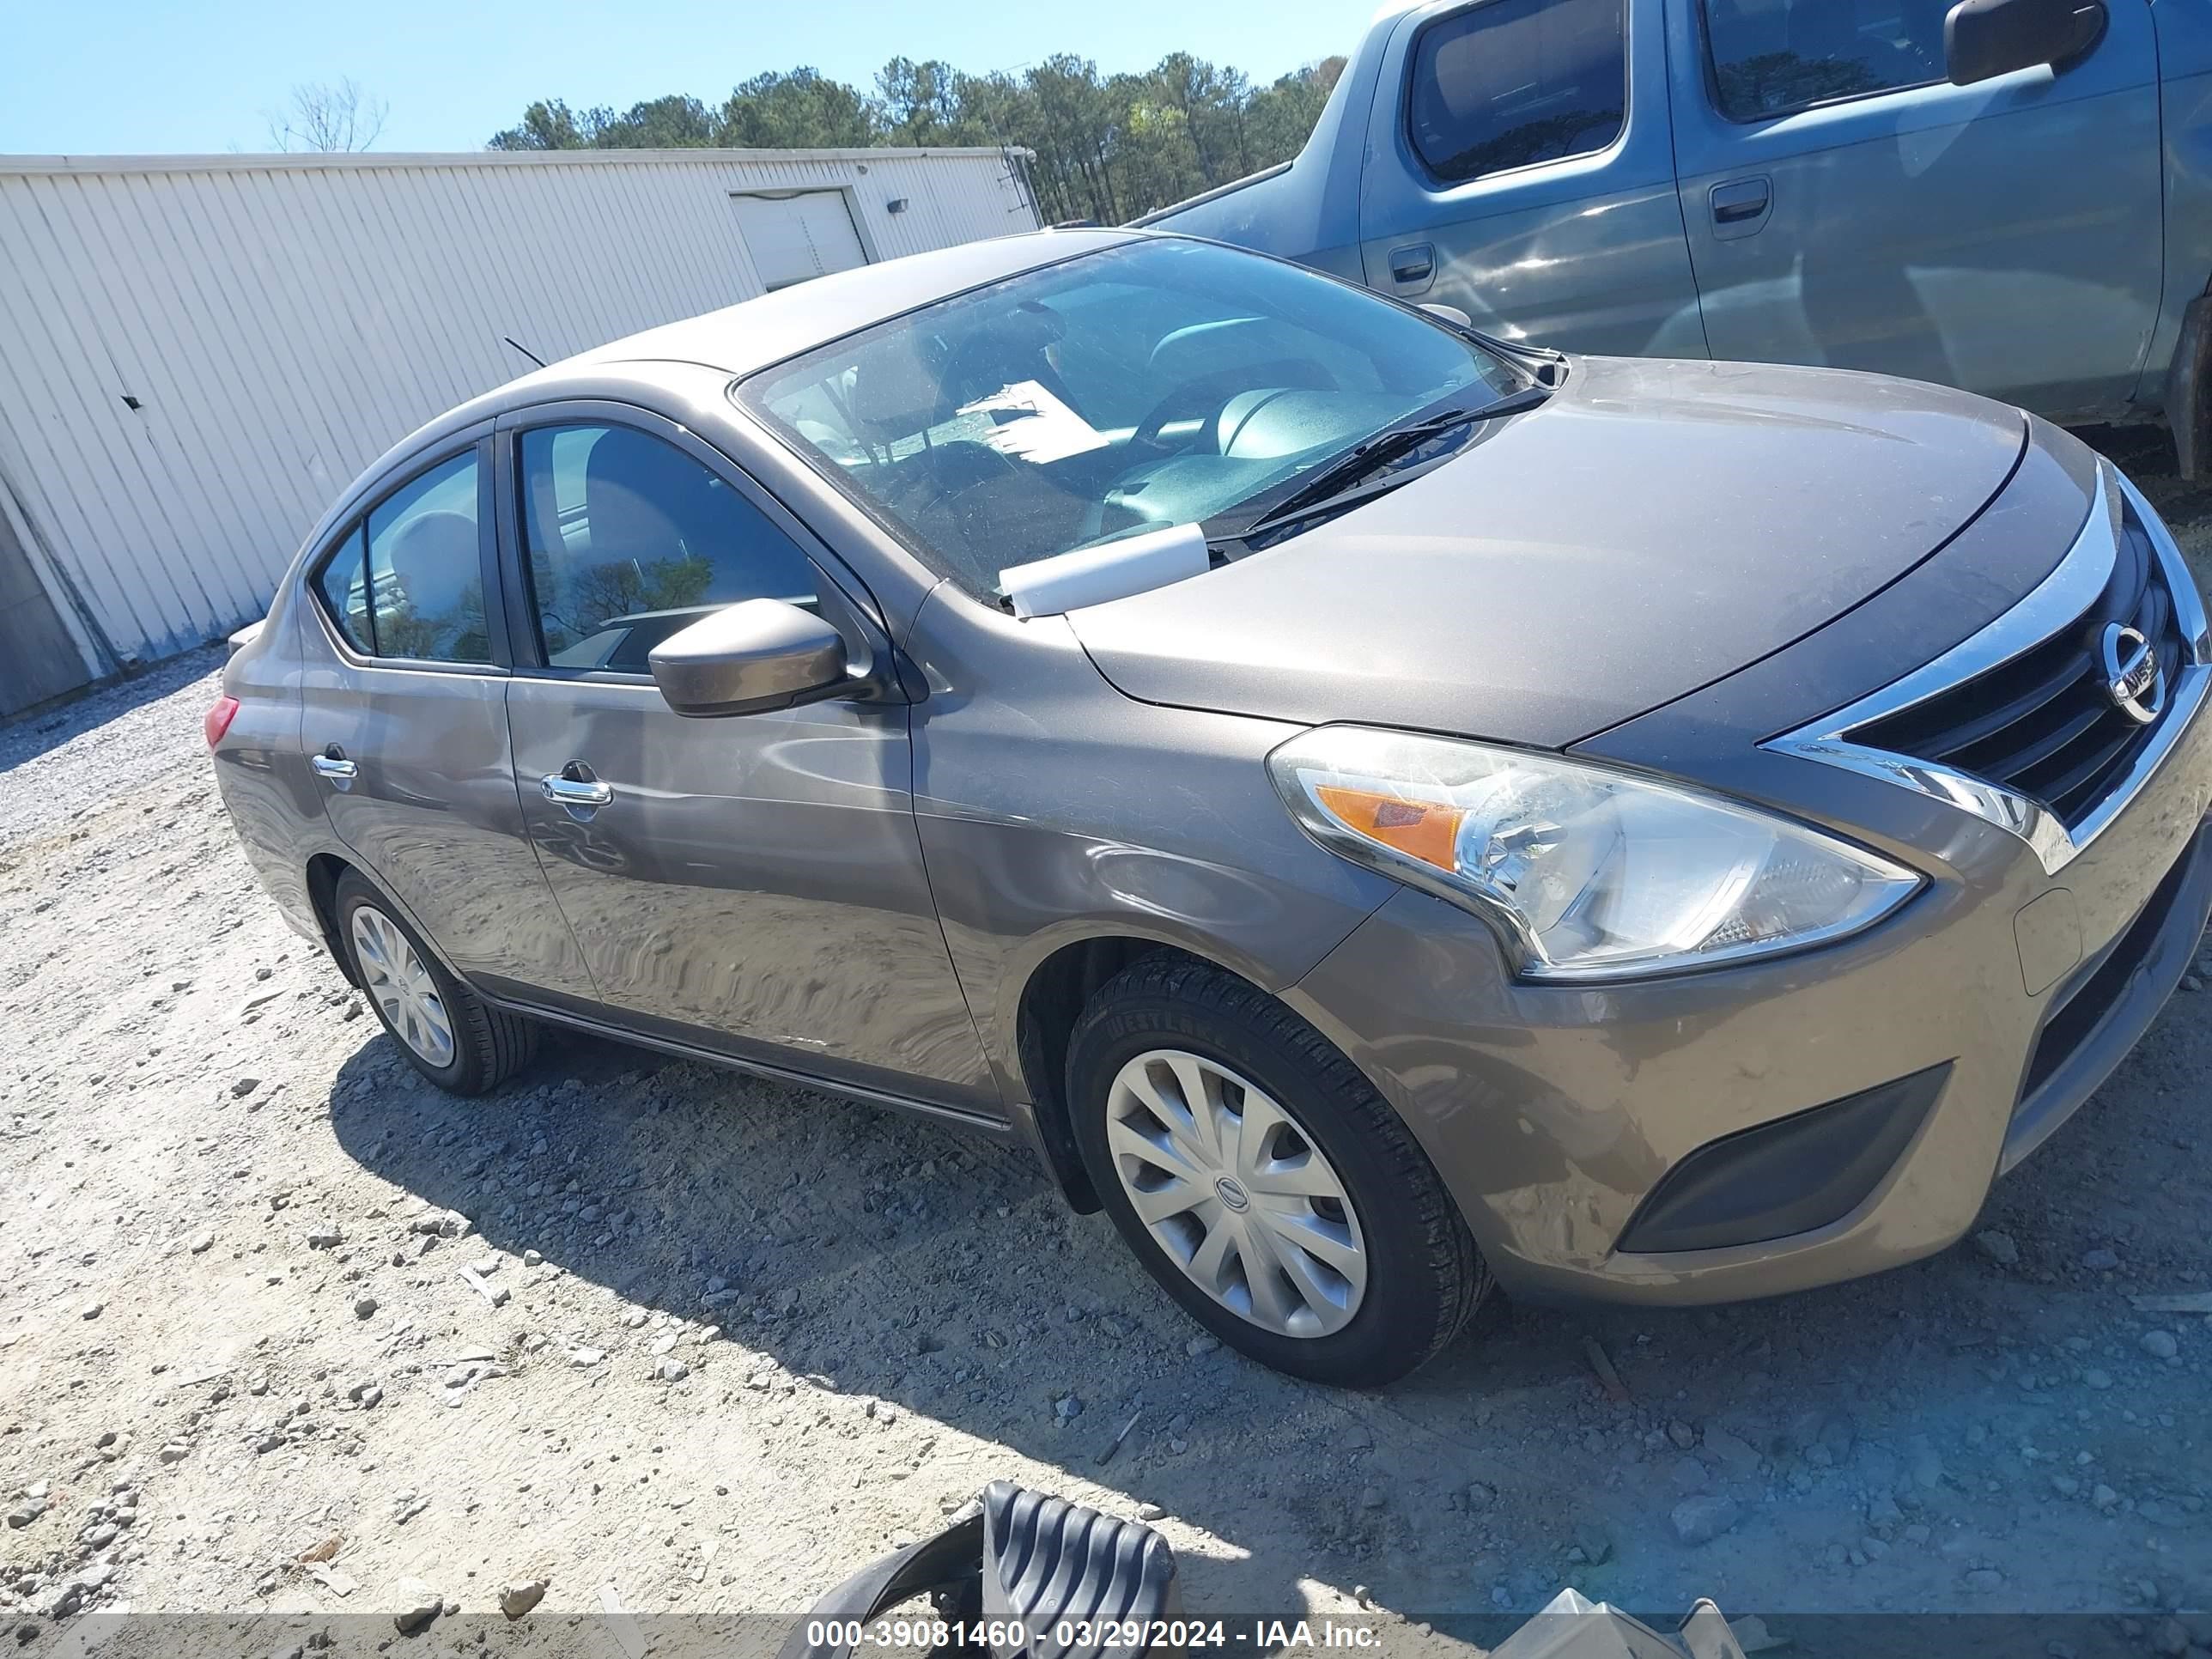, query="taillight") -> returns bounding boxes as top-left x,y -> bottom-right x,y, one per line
204,696 -> 241,748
